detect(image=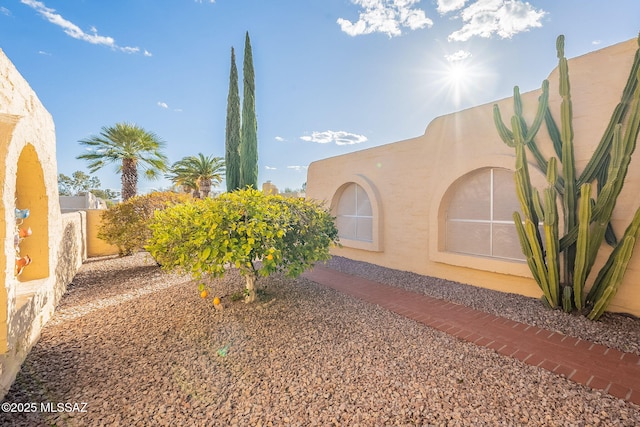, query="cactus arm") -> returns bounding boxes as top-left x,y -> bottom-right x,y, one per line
514,141 -> 554,307
587,235 -> 636,320
513,119 -> 536,219
524,80 -> 550,145
514,86 -> 524,118
495,84 -> 552,177
514,212 -> 555,308
542,157 -> 560,305
586,126 -> 624,260
562,286 -> 573,313
622,81 -> 640,160
526,218 -> 553,306
513,141 -> 554,307
512,117 -> 547,254
531,188 -> 544,221
587,88 -> 640,257
545,106 -> 563,159
493,104 -> 515,147
585,87 -> 640,308
541,107 -> 567,195
578,39 -> 640,186
594,155 -> 618,246
587,205 -> 640,305
559,226 -> 577,252
561,130 -> 623,253
543,186 -> 560,307
514,212 -> 543,285
517,82 -> 550,178
557,35 -> 578,285
572,183 -> 592,310
587,287 -> 616,321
